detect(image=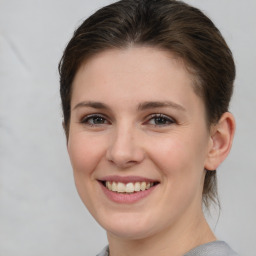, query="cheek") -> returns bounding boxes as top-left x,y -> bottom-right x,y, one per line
147,135 -> 207,216
148,136 -> 190,169
67,134 -> 106,177
147,133 -> 207,183
67,134 -> 107,211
